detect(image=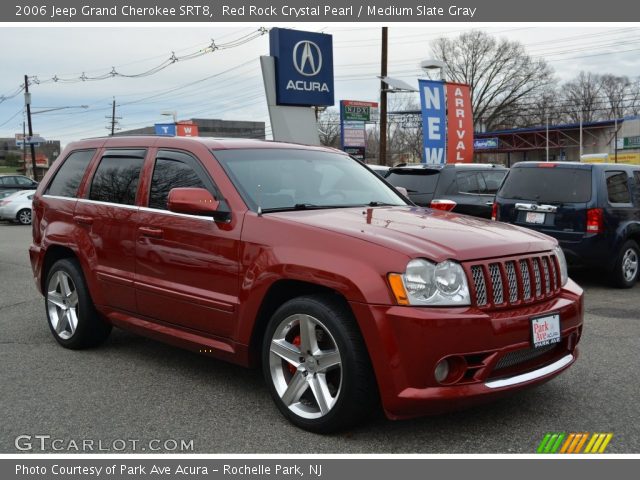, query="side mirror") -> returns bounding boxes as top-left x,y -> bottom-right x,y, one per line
167,188 -> 220,216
